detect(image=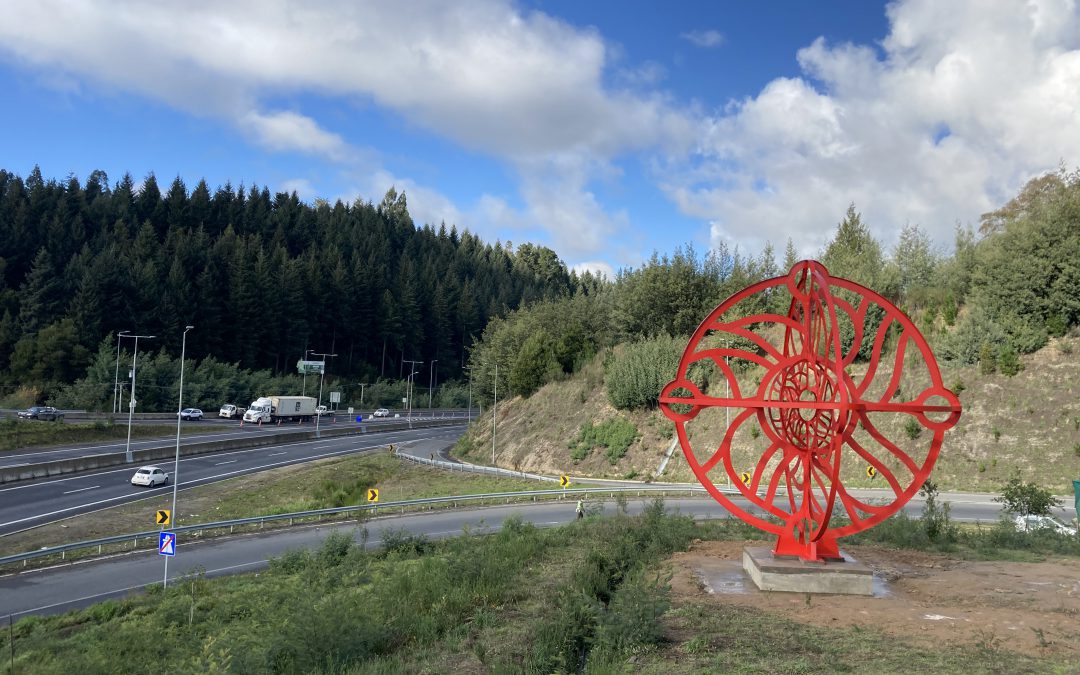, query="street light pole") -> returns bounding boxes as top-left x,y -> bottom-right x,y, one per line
312,352 -> 336,436
164,325 -> 193,589
124,334 -> 156,464
113,330 -> 129,414
428,360 -> 438,412
492,362 -> 498,465
463,366 -> 473,421
402,358 -> 423,423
